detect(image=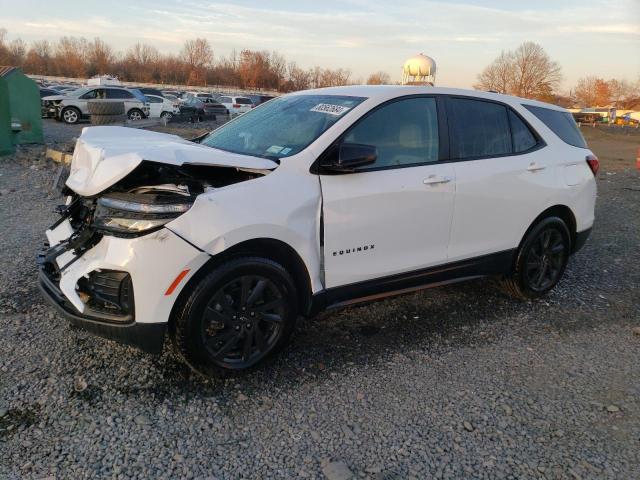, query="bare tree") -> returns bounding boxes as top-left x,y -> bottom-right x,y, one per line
574,76 -> 611,106
475,42 -> 561,101
54,36 -> 88,77
606,78 -> 638,108
86,37 -> 114,76
475,51 -> 514,93
366,71 -> 391,85
182,38 -> 213,84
